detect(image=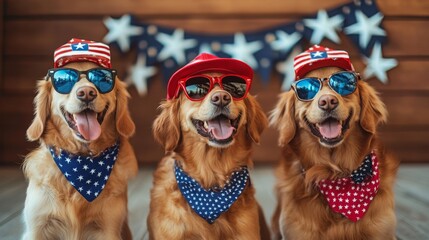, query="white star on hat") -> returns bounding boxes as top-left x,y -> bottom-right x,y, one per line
303,10 -> 344,44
